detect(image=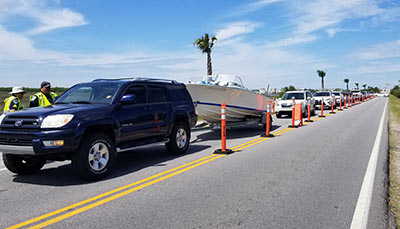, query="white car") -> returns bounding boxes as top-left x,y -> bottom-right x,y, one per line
275,90 -> 316,118
332,91 -> 344,106
314,91 -> 336,110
